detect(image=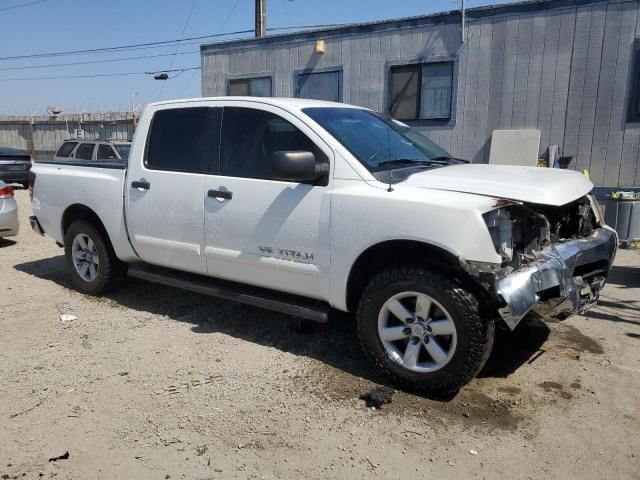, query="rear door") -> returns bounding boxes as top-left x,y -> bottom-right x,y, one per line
74,143 -> 95,161
125,103 -> 221,274
96,144 -> 118,161
202,102 -> 332,299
